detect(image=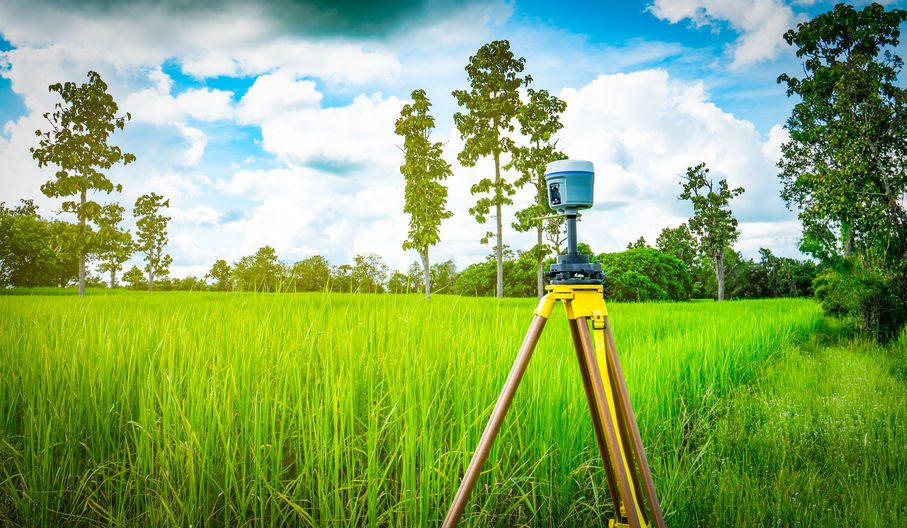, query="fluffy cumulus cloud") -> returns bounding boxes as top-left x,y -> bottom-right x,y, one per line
648,0 -> 800,68
556,69 -> 798,256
